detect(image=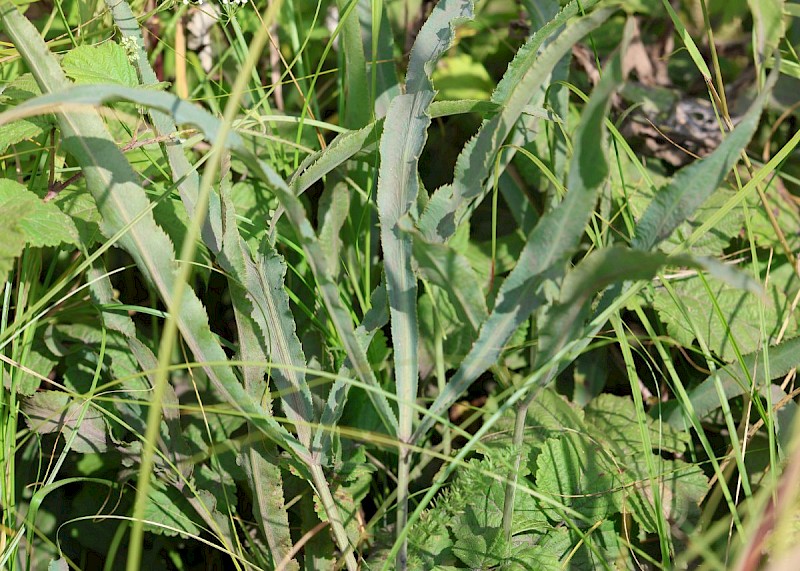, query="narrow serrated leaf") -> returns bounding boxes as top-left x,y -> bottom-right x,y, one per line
632,69 -> 776,251
417,0 -> 609,242
412,40 -> 623,443
0,3 -> 309,465
4,81 -> 400,435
